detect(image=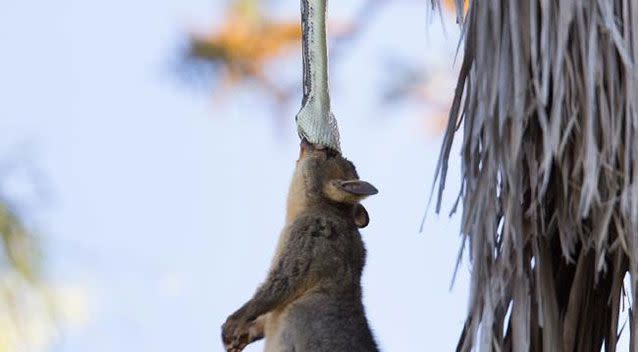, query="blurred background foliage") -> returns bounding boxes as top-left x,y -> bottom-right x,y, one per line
184,0 -> 302,102
180,0 -> 465,128
0,158 -> 53,352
